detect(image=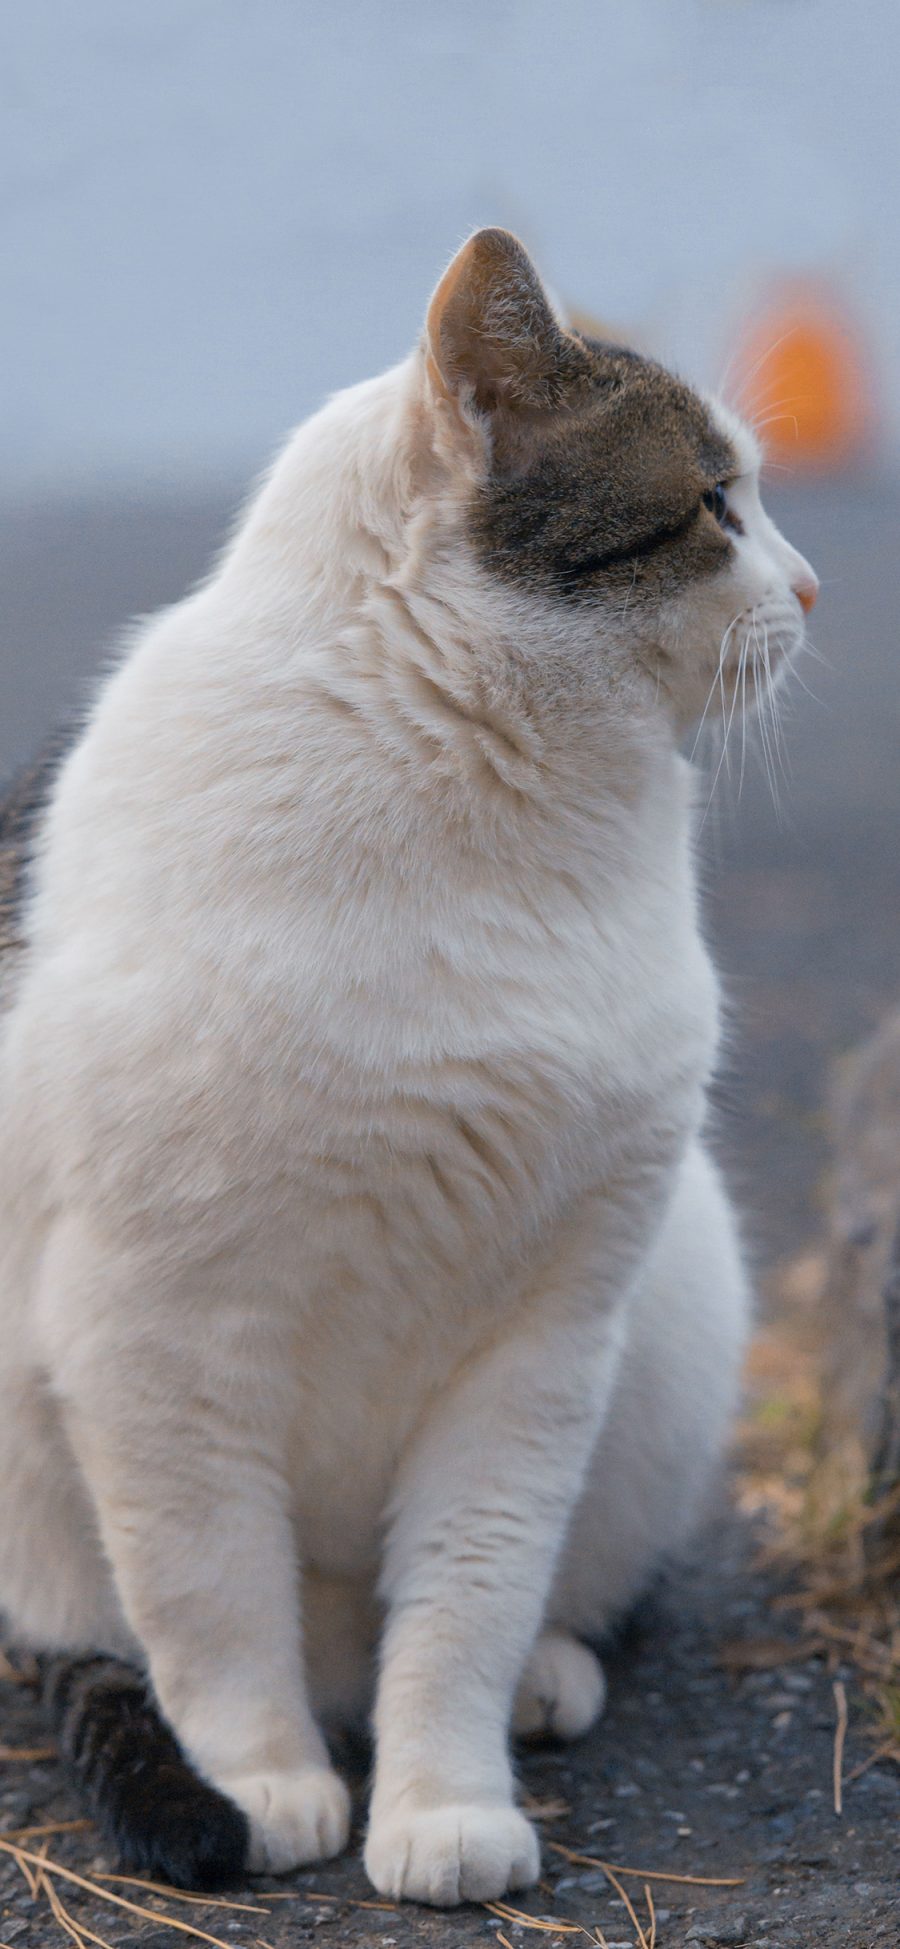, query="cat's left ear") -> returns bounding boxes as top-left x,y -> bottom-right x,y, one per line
425,228 -> 571,425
